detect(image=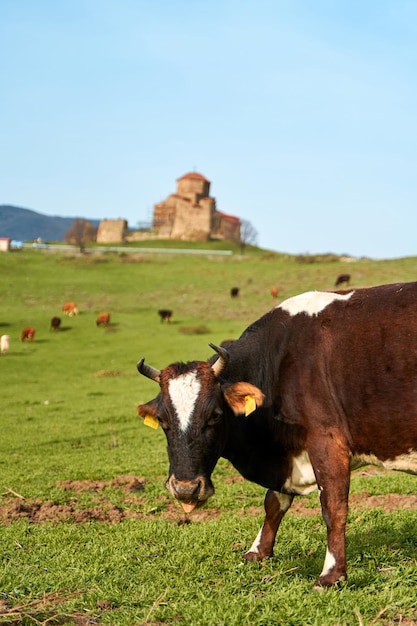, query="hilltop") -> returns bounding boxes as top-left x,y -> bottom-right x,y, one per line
0,205 -> 100,242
